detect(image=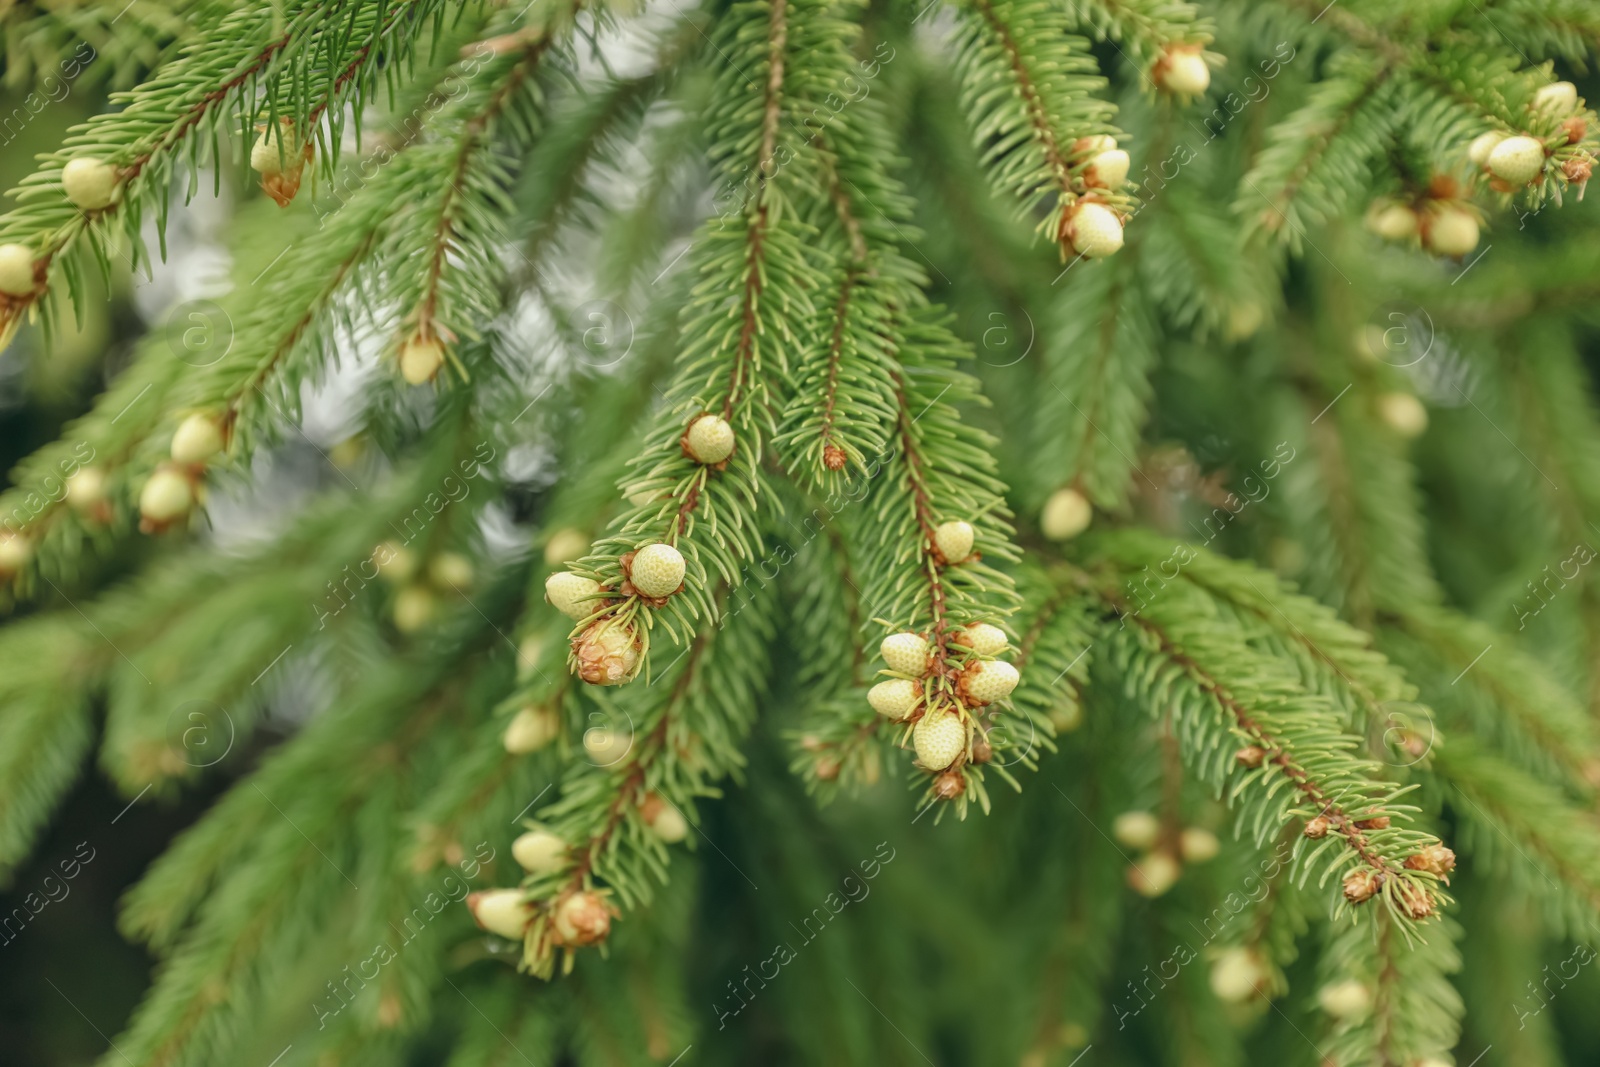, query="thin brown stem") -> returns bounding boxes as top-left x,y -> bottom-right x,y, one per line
722,0 -> 789,419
